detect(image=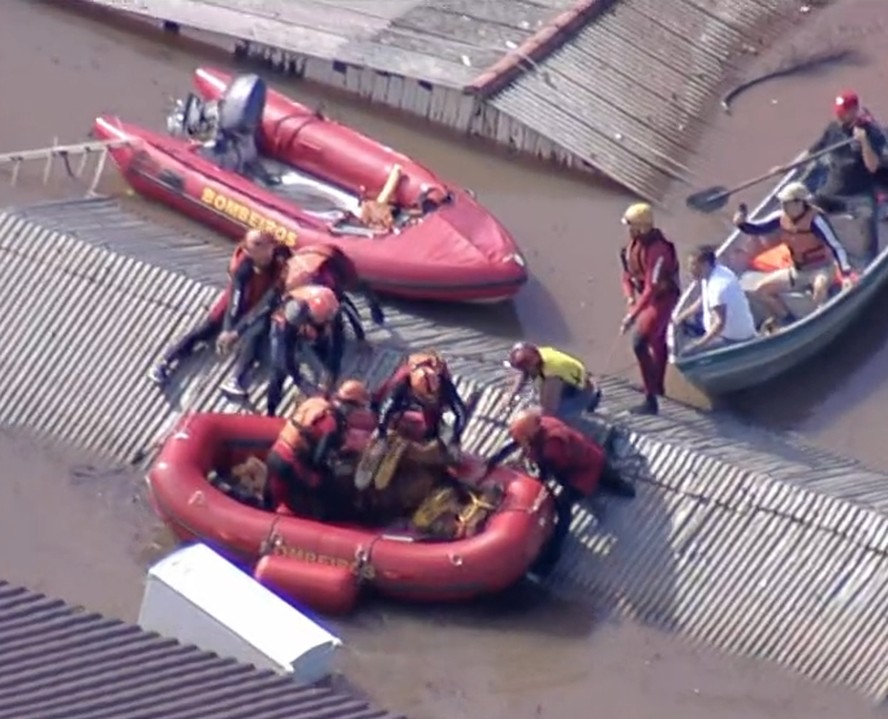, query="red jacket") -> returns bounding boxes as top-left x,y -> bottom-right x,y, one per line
528,417 -> 605,496
620,229 -> 680,319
